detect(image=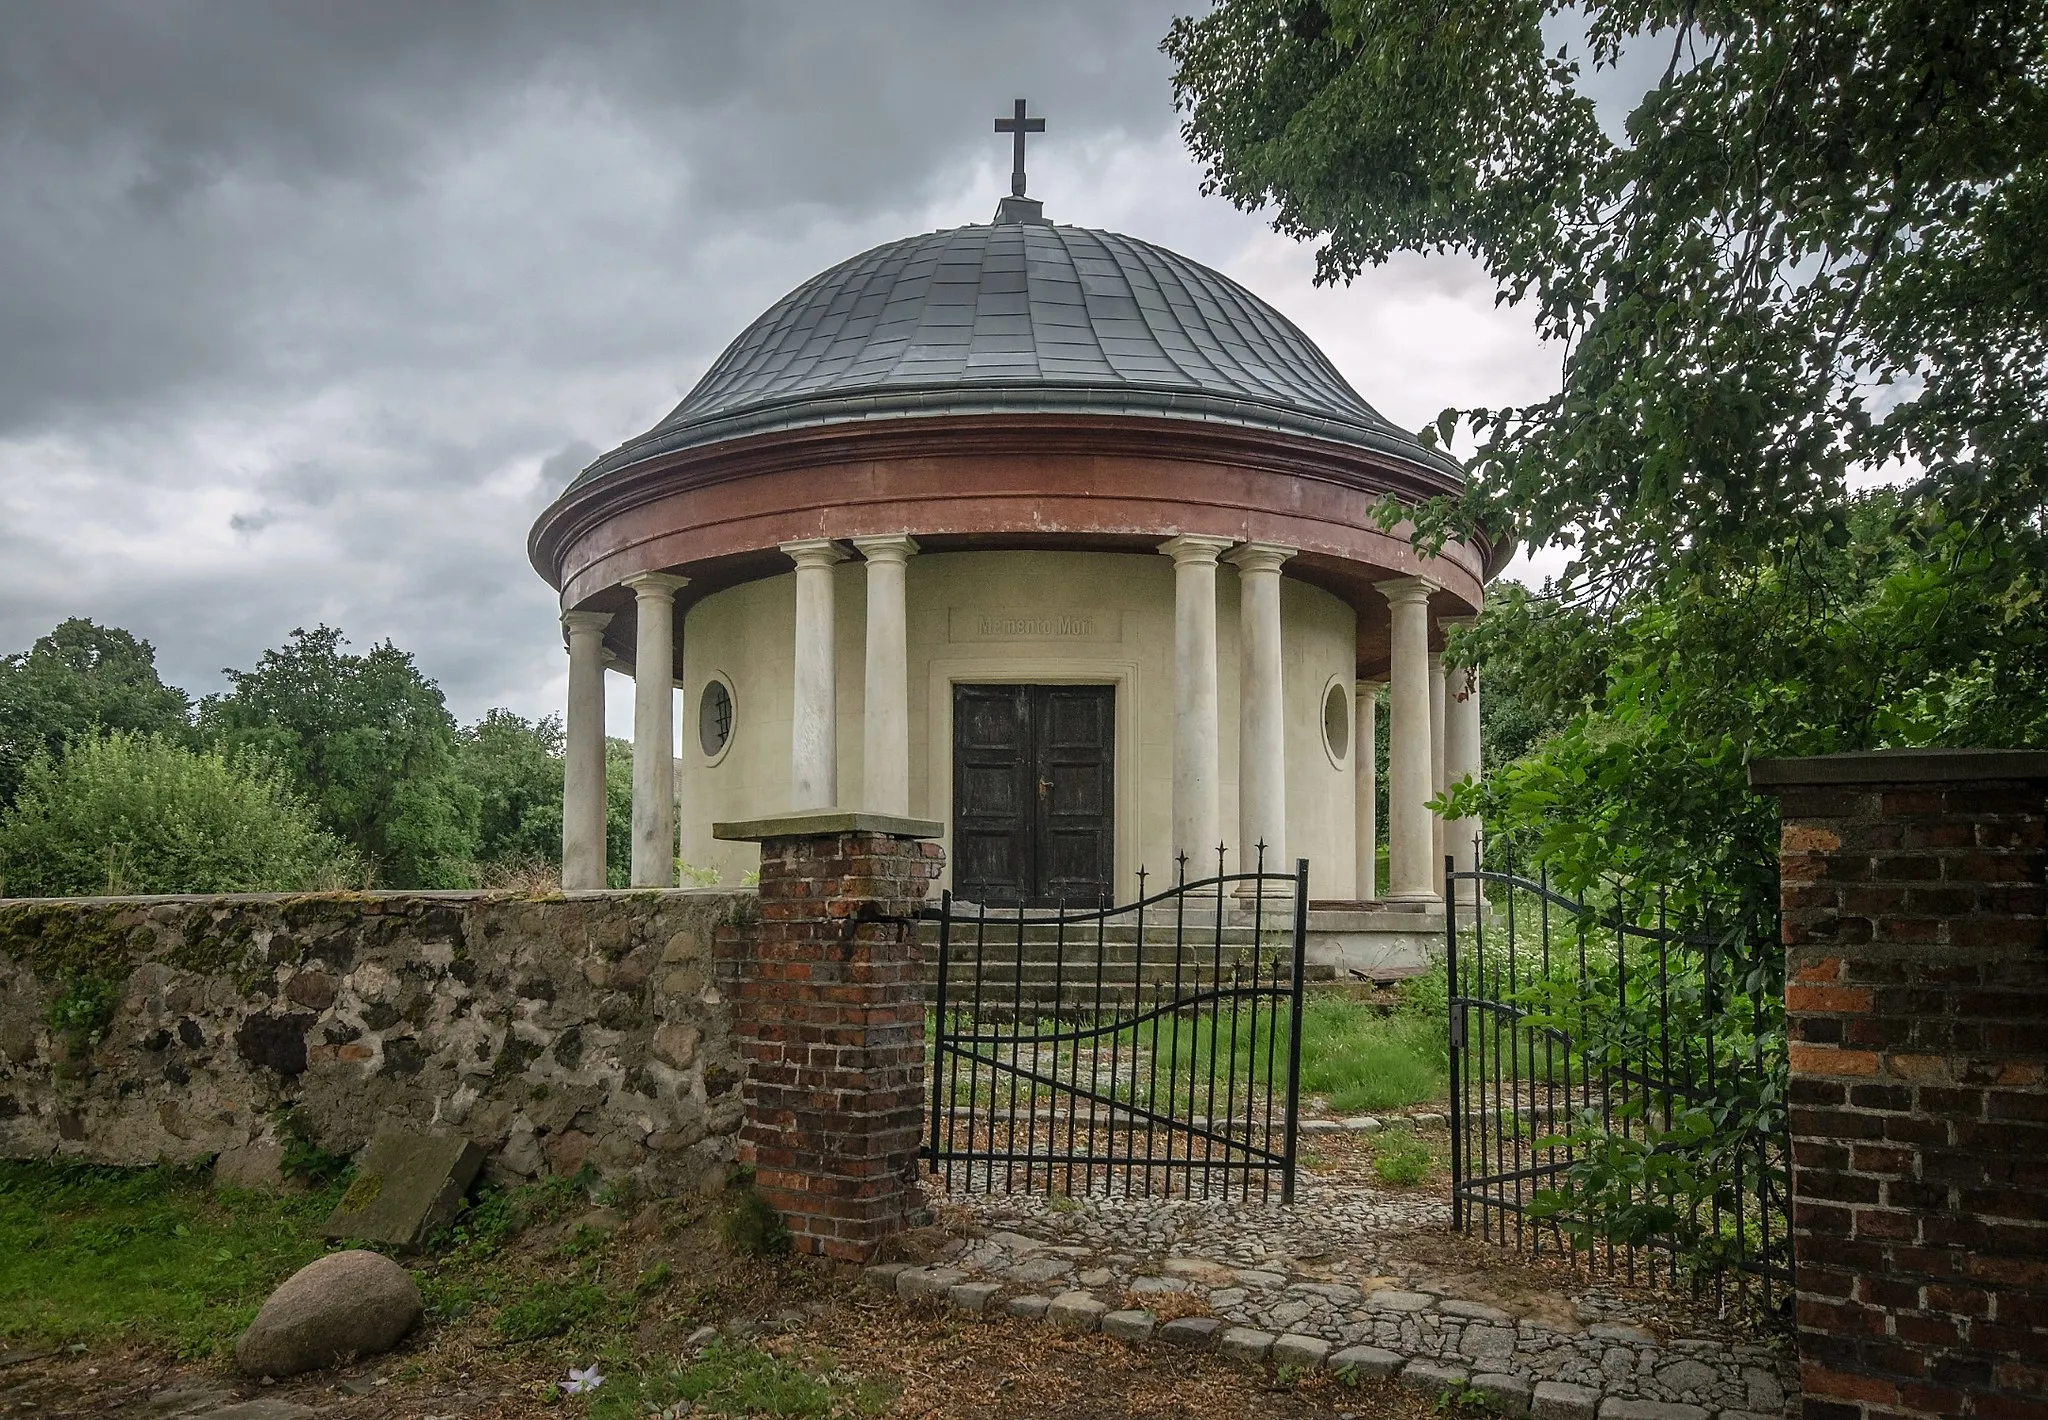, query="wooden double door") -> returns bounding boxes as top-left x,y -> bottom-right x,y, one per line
952,684 -> 1114,907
